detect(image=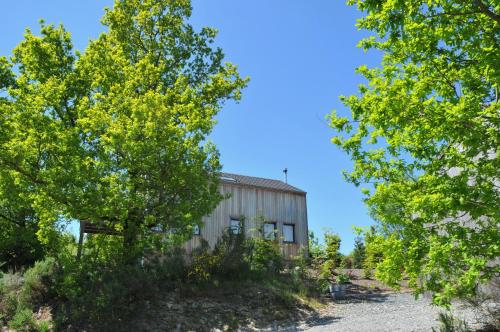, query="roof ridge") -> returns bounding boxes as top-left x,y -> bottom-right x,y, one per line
221,172 -> 284,183
220,172 -> 306,194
